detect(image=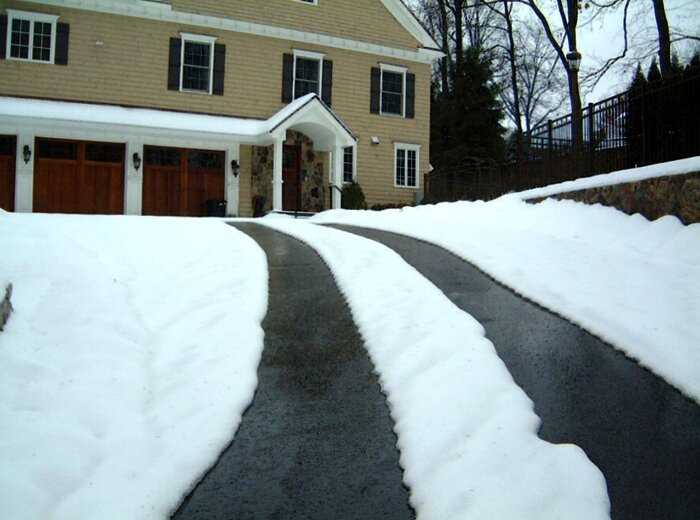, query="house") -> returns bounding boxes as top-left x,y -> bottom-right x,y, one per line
0,0 -> 441,217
